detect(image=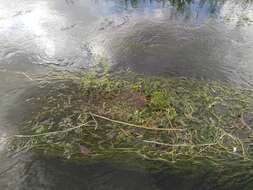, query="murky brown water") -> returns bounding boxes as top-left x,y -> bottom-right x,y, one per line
1,0 -> 253,189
